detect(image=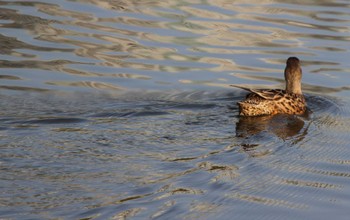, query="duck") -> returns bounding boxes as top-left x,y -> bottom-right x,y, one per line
231,57 -> 306,116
